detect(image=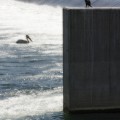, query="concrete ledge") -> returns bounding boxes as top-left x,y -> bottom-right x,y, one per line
64,7 -> 120,10
63,8 -> 120,112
